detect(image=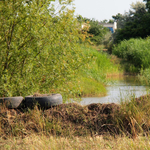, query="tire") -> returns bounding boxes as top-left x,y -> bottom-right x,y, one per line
0,96 -> 24,109
25,94 -> 63,109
